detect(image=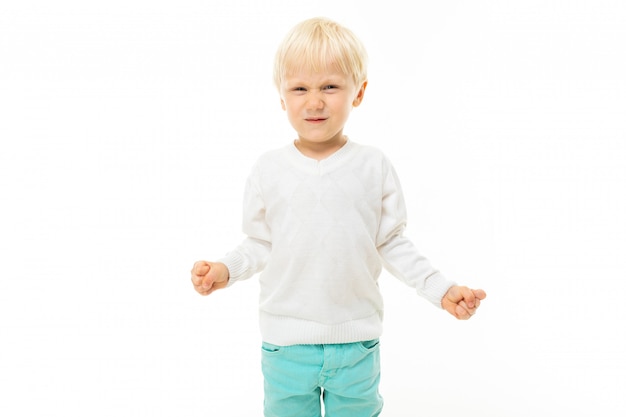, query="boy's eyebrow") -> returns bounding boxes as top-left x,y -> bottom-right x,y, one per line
284,76 -> 346,86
